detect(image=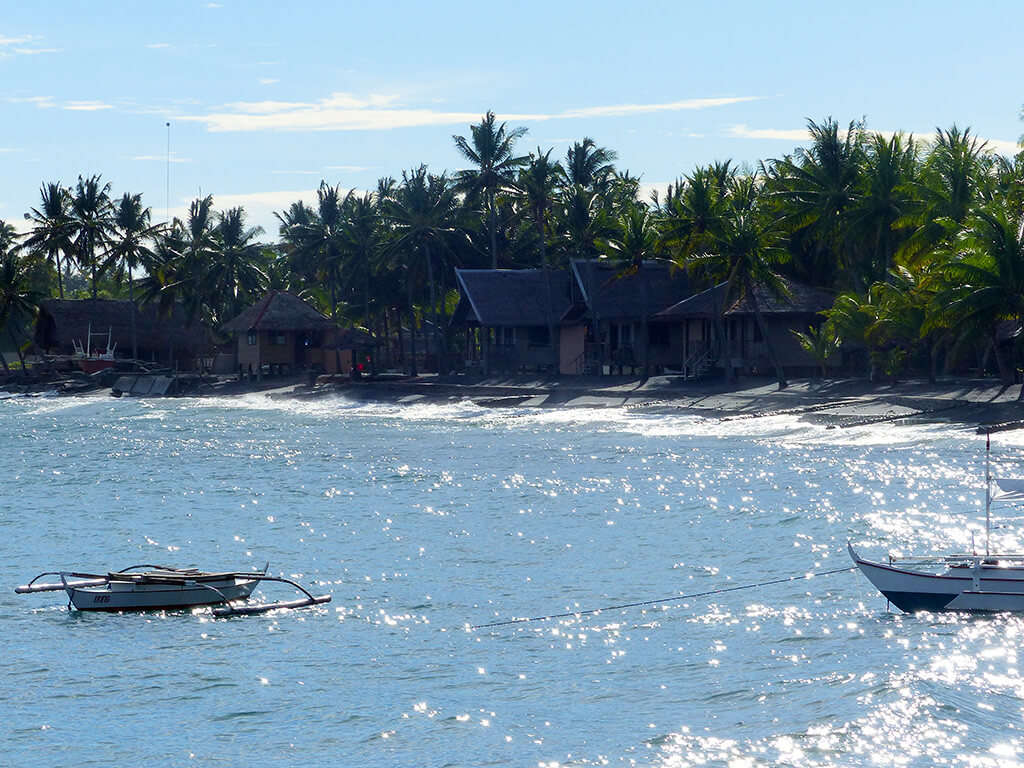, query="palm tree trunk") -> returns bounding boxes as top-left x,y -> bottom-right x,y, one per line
745,276 -> 787,389
425,243 -> 439,373
55,251 -> 64,299
488,190 -> 498,269
129,267 -> 138,362
407,279 -> 418,377
539,215 -> 558,375
8,325 -> 27,378
992,331 -> 1013,386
